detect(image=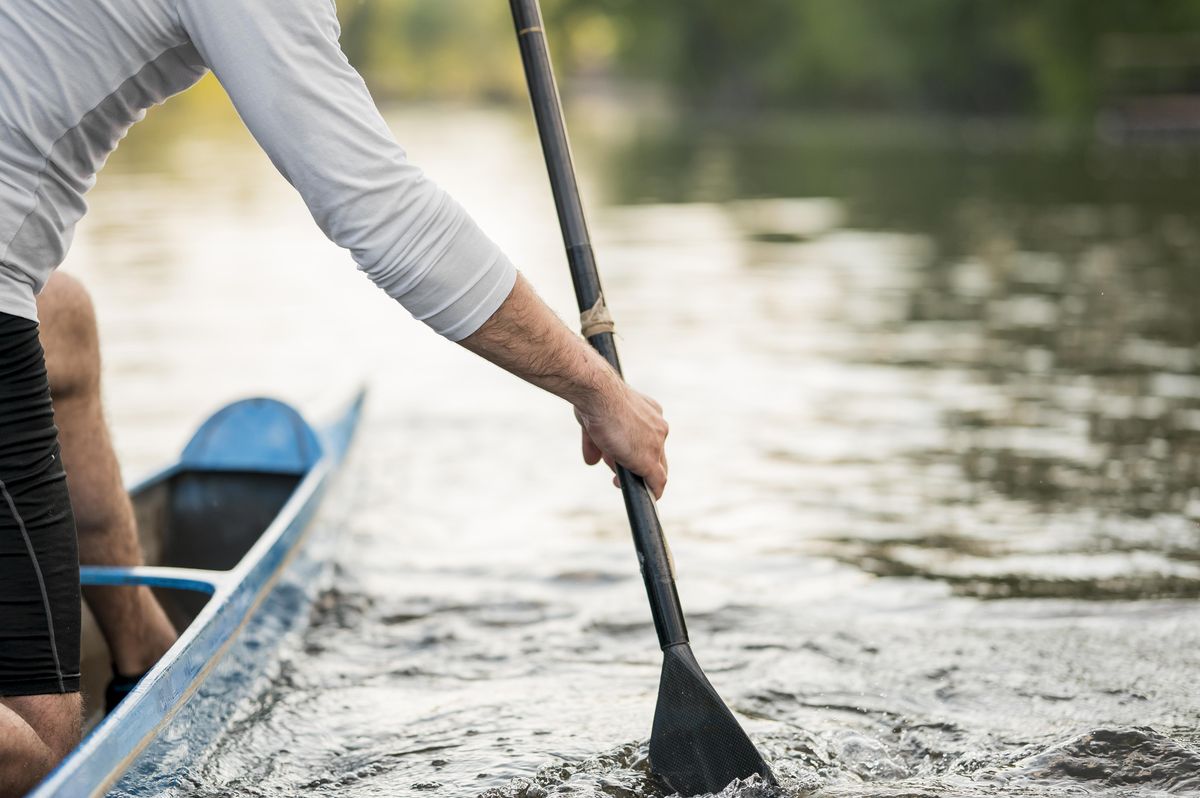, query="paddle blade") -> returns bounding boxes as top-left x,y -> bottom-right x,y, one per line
648,644 -> 775,795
